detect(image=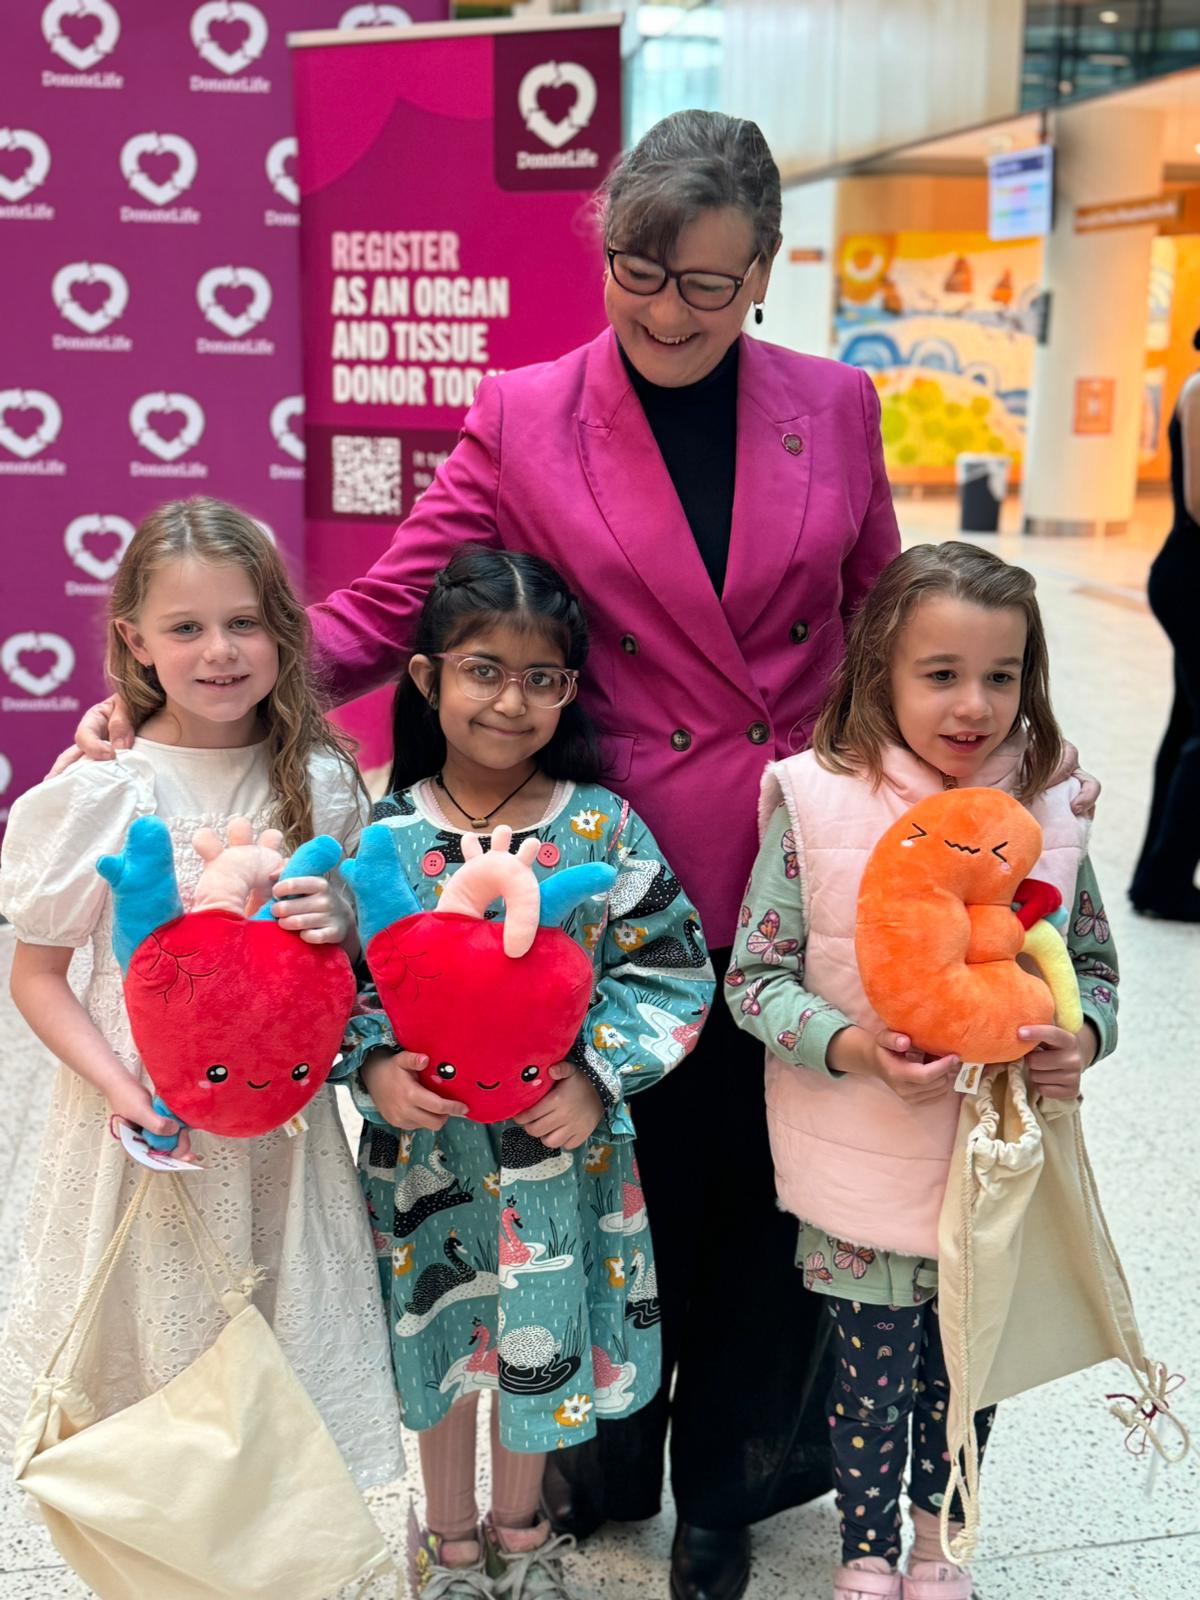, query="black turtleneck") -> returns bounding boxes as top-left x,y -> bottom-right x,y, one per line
621,338 -> 739,596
